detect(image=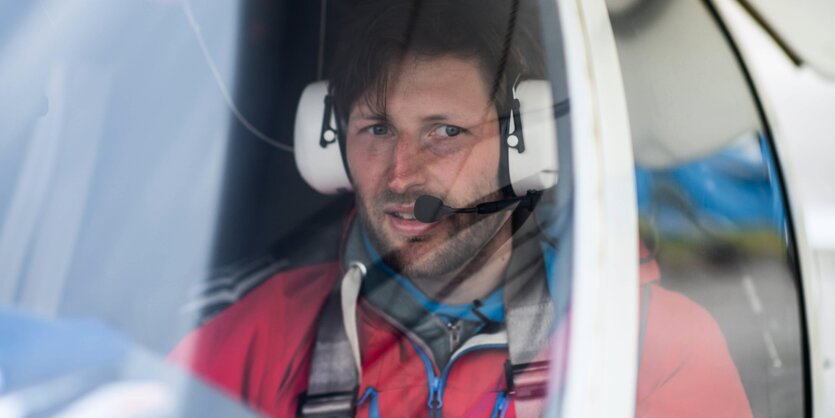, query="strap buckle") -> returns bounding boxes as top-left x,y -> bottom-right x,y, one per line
505,360 -> 550,400
298,391 -> 356,418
